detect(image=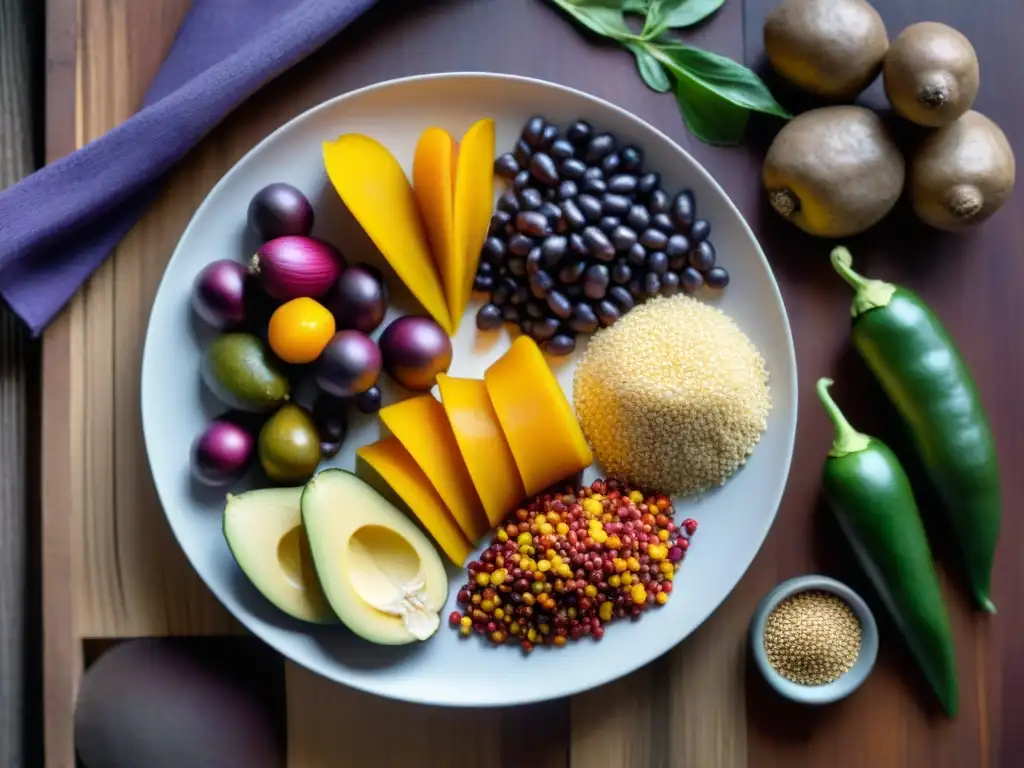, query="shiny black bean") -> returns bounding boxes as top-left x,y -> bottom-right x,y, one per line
540,124 -> 559,149
513,170 -> 532,191
626,242 -> 647,267
558,259 -> 587,284
600,152 -> 622,175
532,317 -> 560,342
584,133 -> 616,164
619,146 -> 643,173
671,190 -> 695,231
628,279 -> 644,298
526,247 -> 543,274
567,120 -> 592,146
642,272 -> 661,297
610,225 -> 638,252
516,210 -> 550,238
477,260 -> 493,276
546,291 -> 572,319
639,228 -> 668,250
648,189 -> 670,214
576,194 -> 603,223
705,266 -> 730,289
497,191 -> 519,214
652,212 -> 675,234
538,201 -> 562,223
609,285 -> 635,312
602,194 -> 631,217
545,334 -> 576,356
690,218 -> 711,242
525,300 -> 546,319
505,221 -> 518,238
507,257 -> 527,277
569,232 -> 588,256
502,304 -> 520,323
608,174 -> 638,195
636,172 -> 660,198
561,199 -> 586,231
557,180 -> 578,200
513,139 -> 532,167
611,260 -> 632,285
582,166 -> 604,182
530,153 -> 559,186
541,235 -> 568,266
522,116 -> 545,148
681,267 -> 704,293
595,300 -> 620,327
519,318 -> 535,337
582,226 -> 615,261
482,236 -> 506,265
477,304 -> 503,330
689,240 -> 716,271
599,216 -> 621,235
582,177 -> 607,195
583,264 -> 610,300
492,277 -> 516,306
489,211 -> 511,237
660,271 -> 681,297
625,204 -> 650,232
560,158 -> 586,180
494,153 -> 519,179
508,233 -> 535,256
569,303 -> 599,334
529,269 -> 554,298
665,233 -> 690,261
550,139 -> 575,162
647,251 -> 668,276
519,188 -> 543,211
473,274 -> 494,292
510,286 -> 530,305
